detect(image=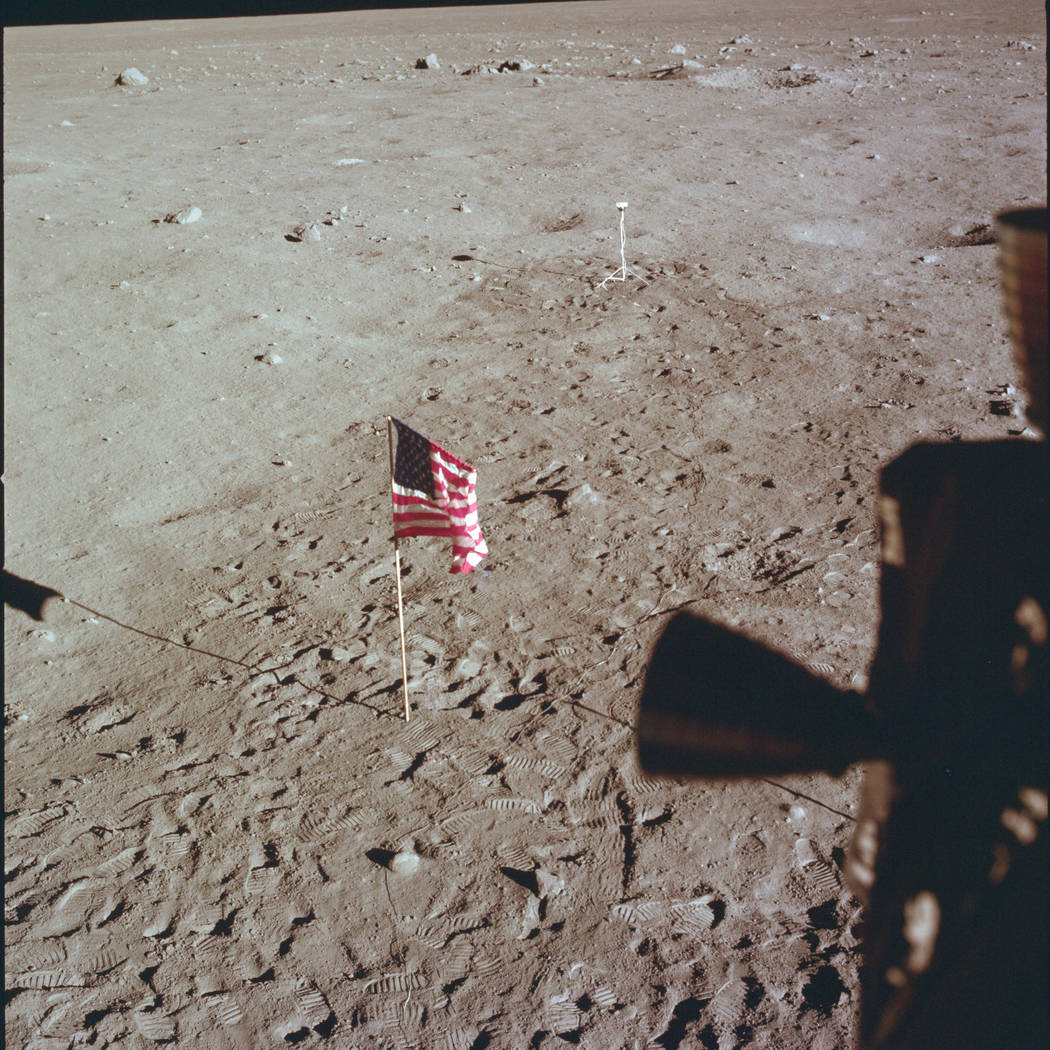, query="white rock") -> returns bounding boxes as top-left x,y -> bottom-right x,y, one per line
164,205 -> 201,224
416,53 -> 440,70
143,908 -> 173,937
196,973 -> 224,996
794,837 -> 817,866
325,640 -> 366,661
564,483 -> 606,511
456,656 -> 483,678
536,869 -> 565,897
292,223 -> 322,242
261,350 -> 283,365
669,44 -> 687,55
389,850 -> 420,875
117,67 -> 149,86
